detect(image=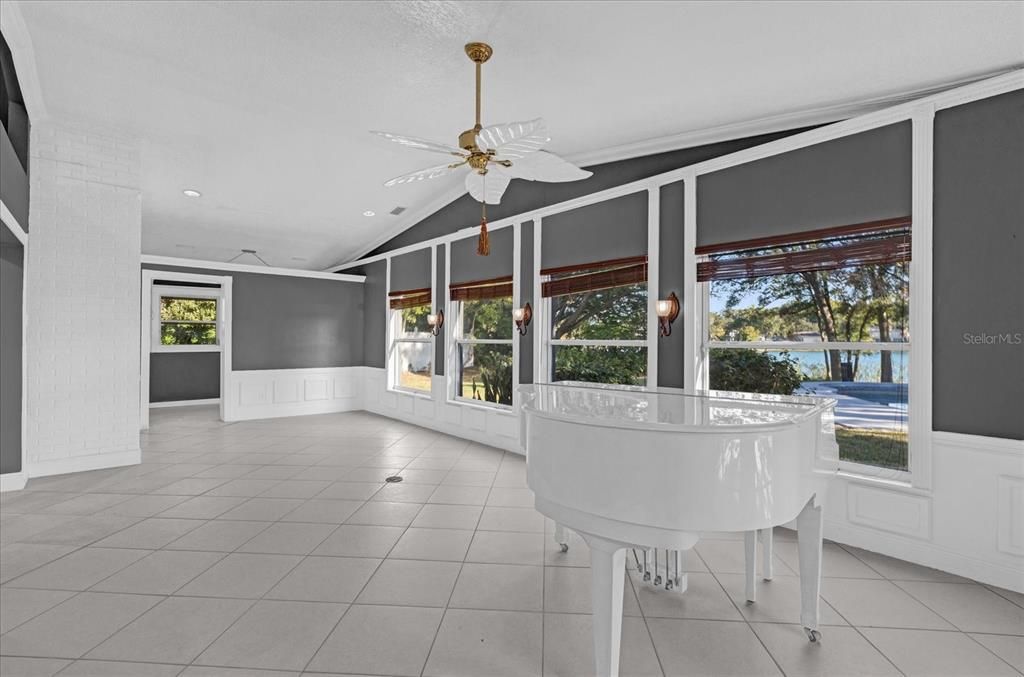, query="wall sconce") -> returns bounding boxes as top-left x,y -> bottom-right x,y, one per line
427,310 -> 444,337
656,292 -> 680,337
513,302 -> 532,336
